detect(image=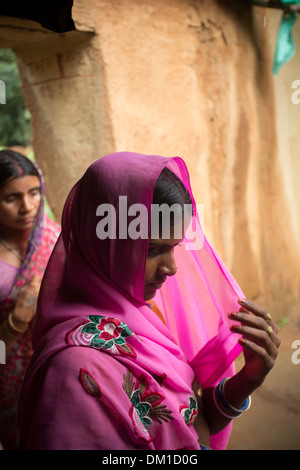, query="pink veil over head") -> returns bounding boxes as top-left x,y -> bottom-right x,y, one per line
19,152 -> 243,450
